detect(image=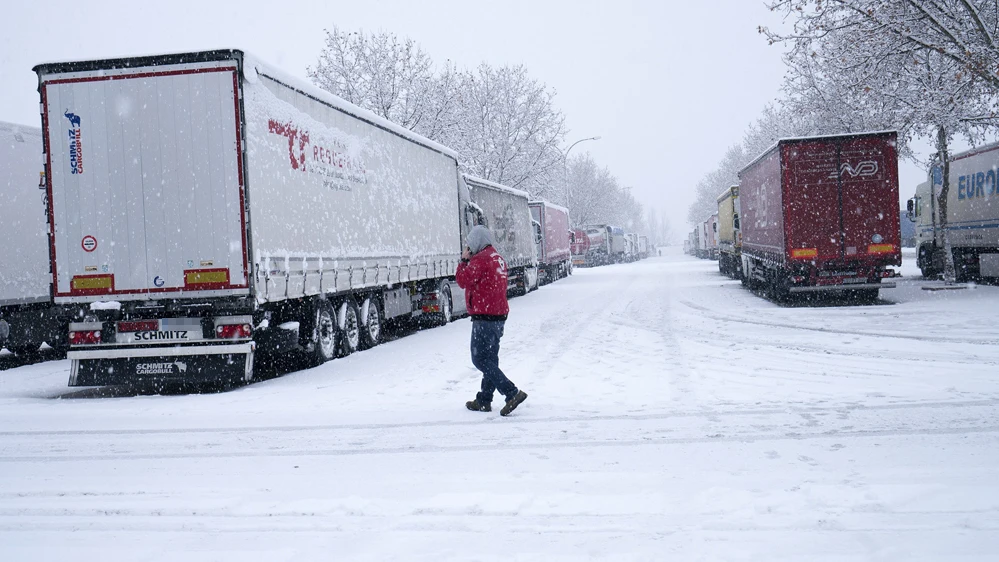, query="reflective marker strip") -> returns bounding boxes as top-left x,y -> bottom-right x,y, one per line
71,274 -> 114,291
791,248 -> 818,259
184,268 -> 230,289
868,244 -> 896,254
